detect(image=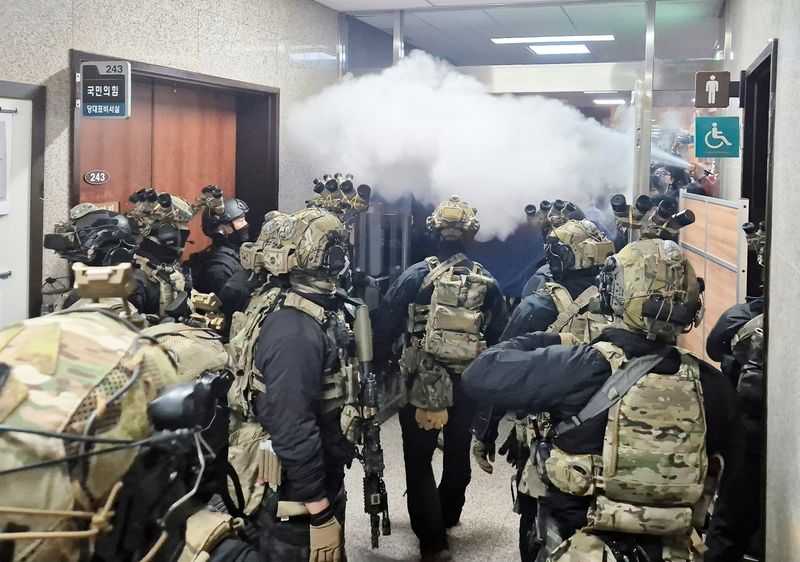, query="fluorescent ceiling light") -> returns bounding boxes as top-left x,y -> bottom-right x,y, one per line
529,44 -> 590,55
593,98 -> 626,105
584,90 -> 617,94
493,34 -> 614,45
